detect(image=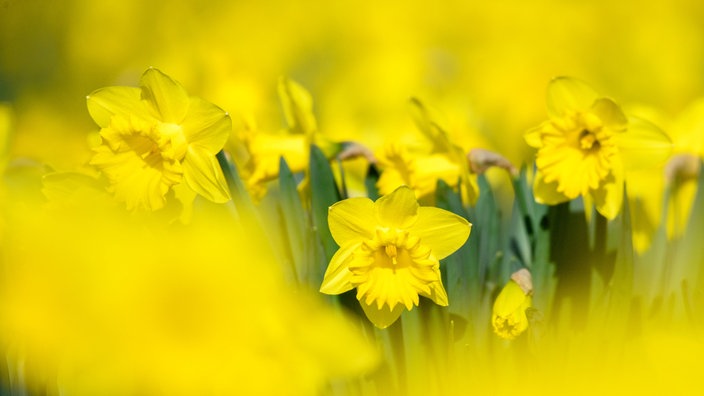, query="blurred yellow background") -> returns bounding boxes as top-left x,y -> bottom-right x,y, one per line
2,0 -> 703,169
